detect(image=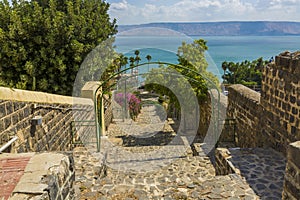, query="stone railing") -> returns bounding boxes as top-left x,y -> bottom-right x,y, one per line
0,87 -> 94,153
282,141 -> 300,200
224,84 -> 267,148
220,52 -> 300,154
